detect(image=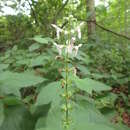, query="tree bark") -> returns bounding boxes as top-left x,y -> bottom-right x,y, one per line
86,0 -> 96,40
